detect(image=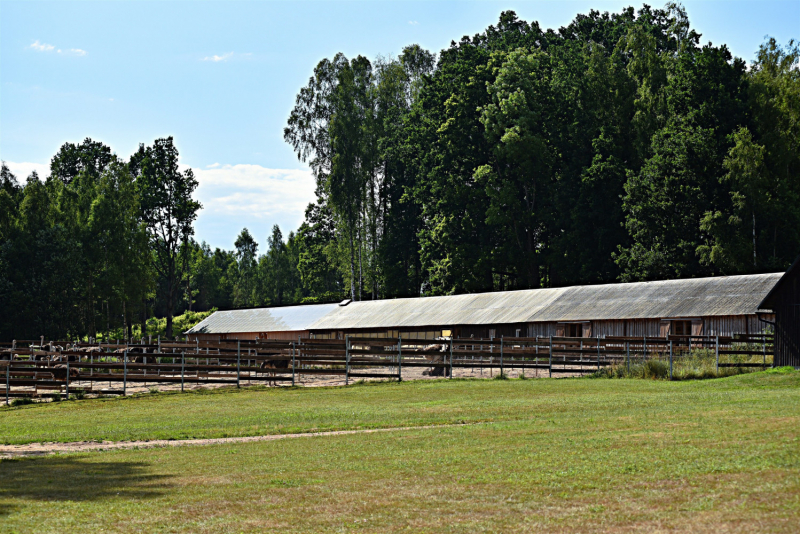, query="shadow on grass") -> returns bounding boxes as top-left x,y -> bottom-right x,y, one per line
0,455 -> 171,514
